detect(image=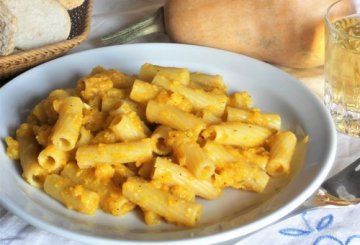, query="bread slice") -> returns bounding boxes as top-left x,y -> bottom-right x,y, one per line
1,0 -> 71,50
0,1 -> 16,55
56,0 -> 85,10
